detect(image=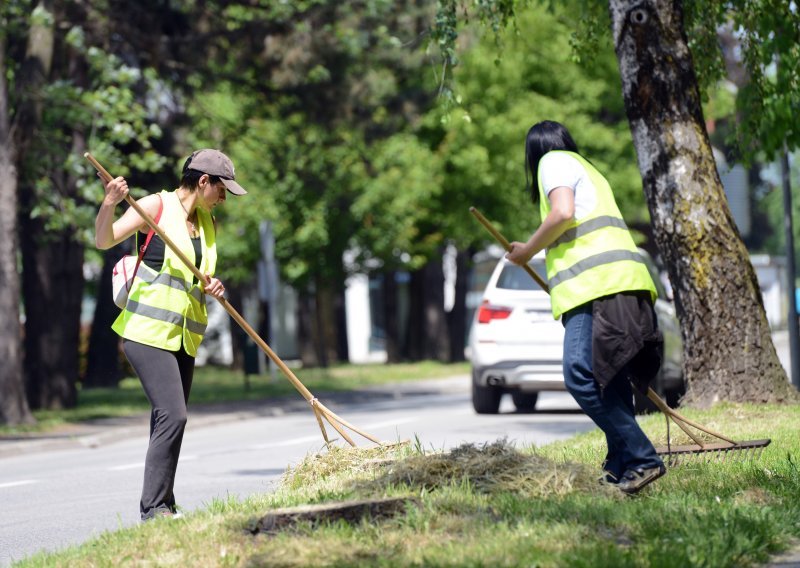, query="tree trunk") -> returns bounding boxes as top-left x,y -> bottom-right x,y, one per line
83,244 -> 127,388
447,248 -> 469,363
17,2 -> 85,410
0,39 -> 35,426
20,219 -> 82,409
609,0 -> 795,405
383,270 -> 402,363
404,253 -> 450,362
297,288 -> 321,367
422,251 -> 450,362
13,0 -> 54,163
404,269 -> 425,361
314,275 -> 338,367
11,0 -> 62,412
